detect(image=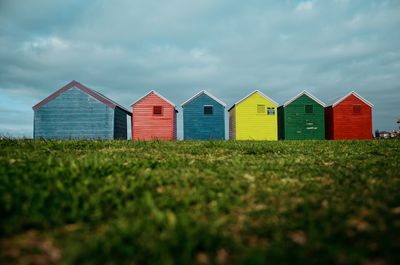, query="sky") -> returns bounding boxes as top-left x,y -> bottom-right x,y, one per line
0,0 -> 399,138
